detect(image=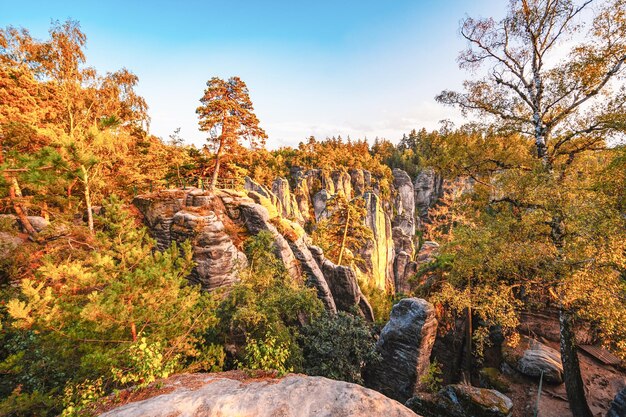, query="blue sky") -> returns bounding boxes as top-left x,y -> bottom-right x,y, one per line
1,1 -> 504,148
